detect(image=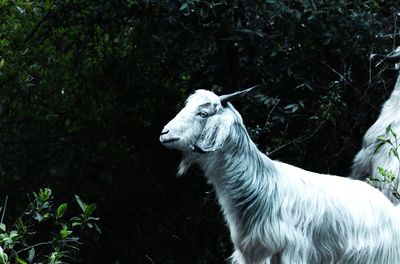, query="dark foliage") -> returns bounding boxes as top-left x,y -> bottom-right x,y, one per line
0,0 -> 399,263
